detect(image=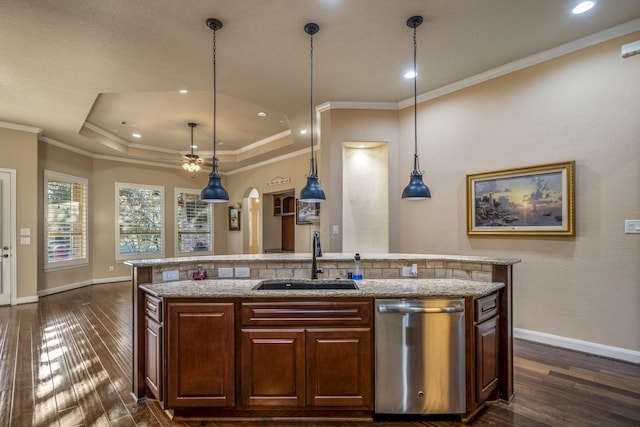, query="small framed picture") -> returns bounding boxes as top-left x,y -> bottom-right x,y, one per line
467,161 -> 575,236
228,206 -> 240,231
296,199 -> 320,225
